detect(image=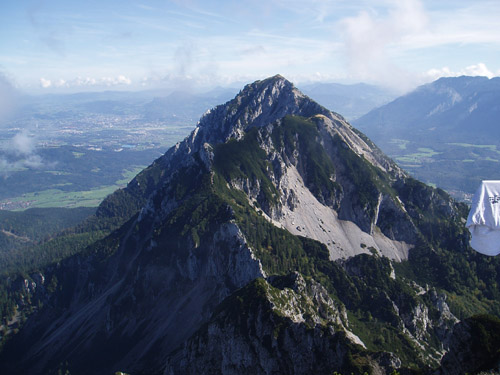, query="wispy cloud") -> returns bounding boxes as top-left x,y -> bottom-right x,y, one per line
339,0 -> 429,91
39,75 -> 132,89
40,77 -> 52,88
11,130 -> 37,156
136,3 -> 156,12
3,0 -> 500,92
26,1 -> 70,56
0,130 -> 46,175
397,2 -> 500,50
115,13 -> 176,33
169,0 -> 227,21
425,63 -> 496,81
